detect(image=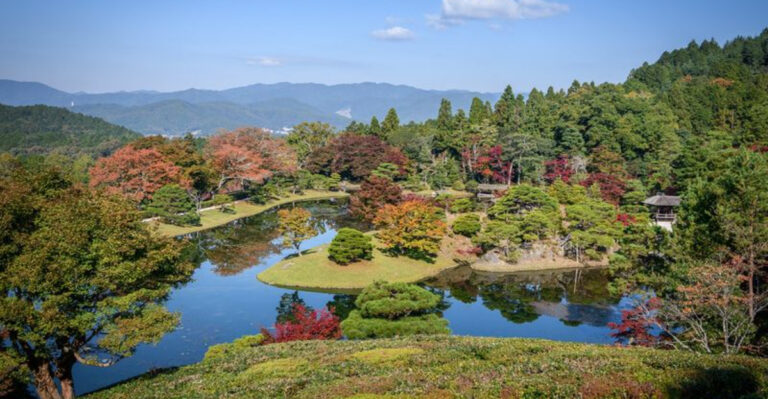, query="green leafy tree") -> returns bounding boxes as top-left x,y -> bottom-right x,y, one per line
286,121 -> 336,167
277,207 -> 317,257
565,199 -> 620,262
474,221 -> 521,261
0,165 -> 193,399
675,148 -> 768,320
488,184 -> 558,222
145,184 -> 200,226
328,228 -> 373,265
